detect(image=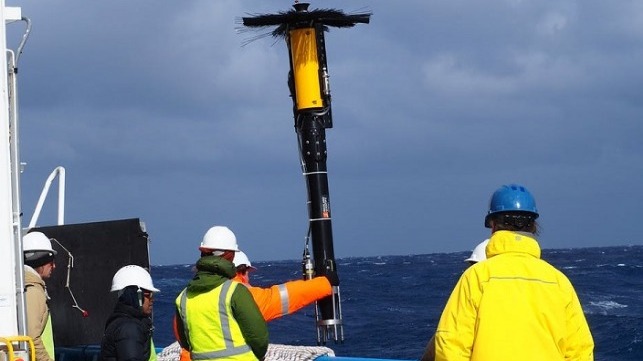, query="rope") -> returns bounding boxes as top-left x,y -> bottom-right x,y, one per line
157,342 -> 182,361
50,238 -> 88,316
157,341 -> 335,361
265,343 -> 335,361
